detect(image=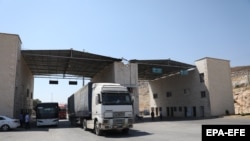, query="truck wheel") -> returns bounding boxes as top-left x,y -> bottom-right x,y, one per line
82,119 -> 87,131
122,128 -> 129,134
94,121 -> 102,136
69,117 -> 75,126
